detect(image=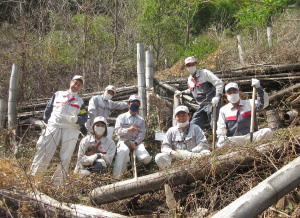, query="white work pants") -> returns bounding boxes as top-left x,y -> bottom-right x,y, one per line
30,125 -> 80,185
217,128 -> 273,148
113,141 -> 152,179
